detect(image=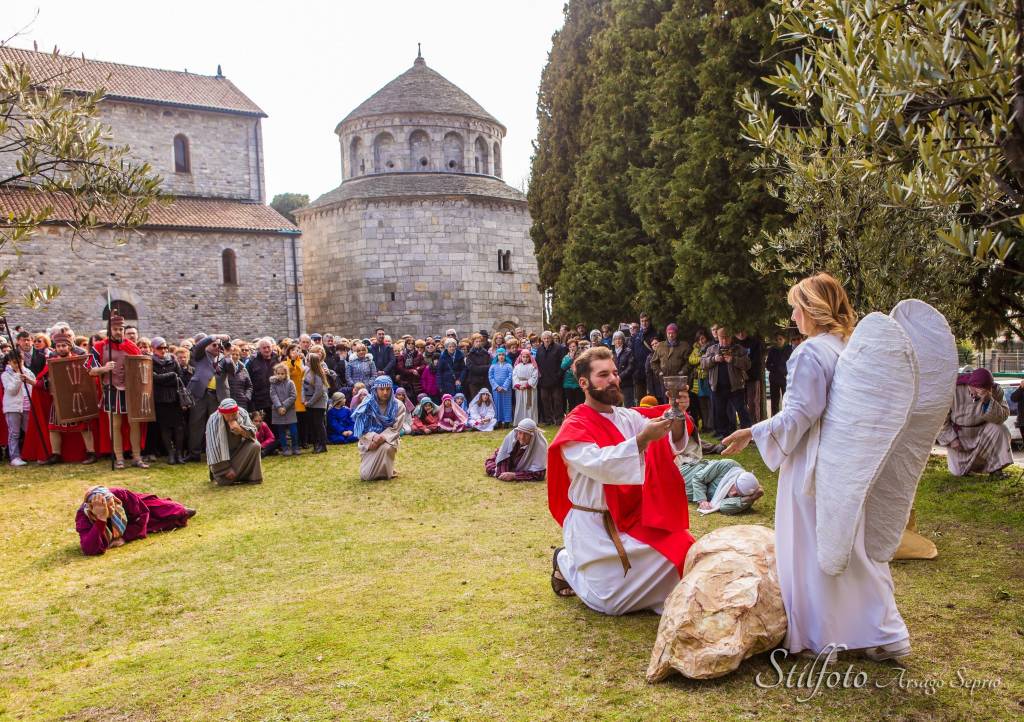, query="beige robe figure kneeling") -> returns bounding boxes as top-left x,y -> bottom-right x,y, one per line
206,399 -> 263,485
937,373 -> 1012,477
352,377 -> 406,481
